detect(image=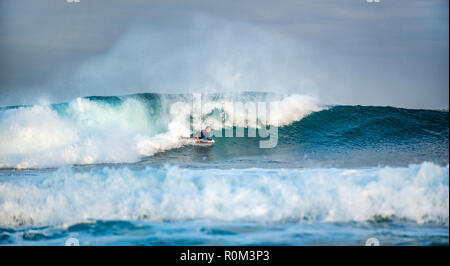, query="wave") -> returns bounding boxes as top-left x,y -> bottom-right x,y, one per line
0,93 -> 322,168
0,92 -> 448,169
0,162 -> 448,227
